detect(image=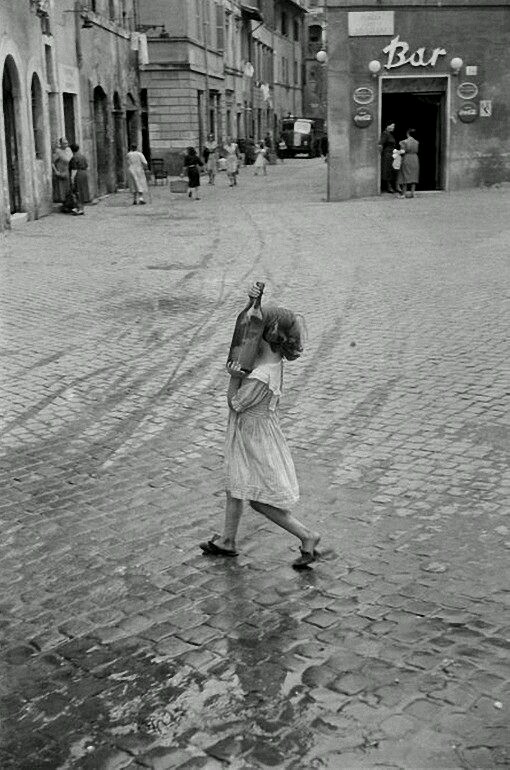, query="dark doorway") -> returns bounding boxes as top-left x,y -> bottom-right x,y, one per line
2,59 -> 22,213
140,88 -> 151,165
113,92 -> 125,188
381,89 -> 446,191
125,93 -> 137,149
93,86 -> 109,195
63,93 -> 76,145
